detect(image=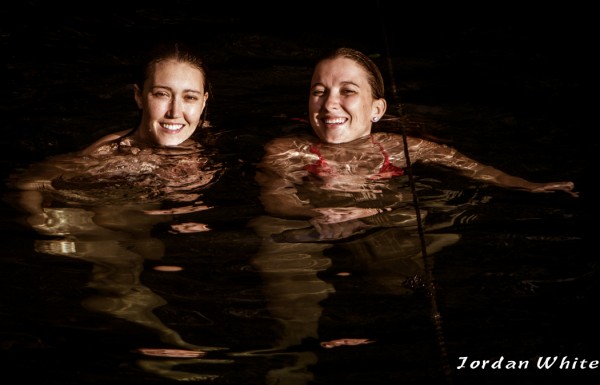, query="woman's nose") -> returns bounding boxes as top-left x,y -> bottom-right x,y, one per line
323,93 -> 339,110
167,97 -> 183,118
